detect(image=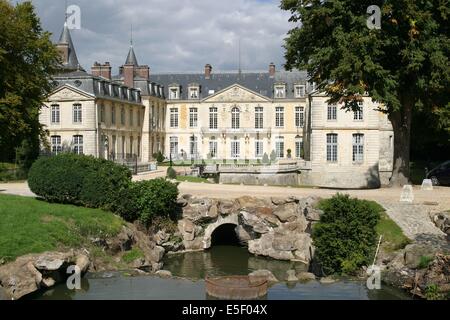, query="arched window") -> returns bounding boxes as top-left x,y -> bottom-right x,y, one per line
209,136 -> 217,158
295,135 -> 303,159
231,136 -> 240,158
190,135 -> 198,157
170,136 -> 178,158
231,107 -> 240,129
275,136 -> 284,158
